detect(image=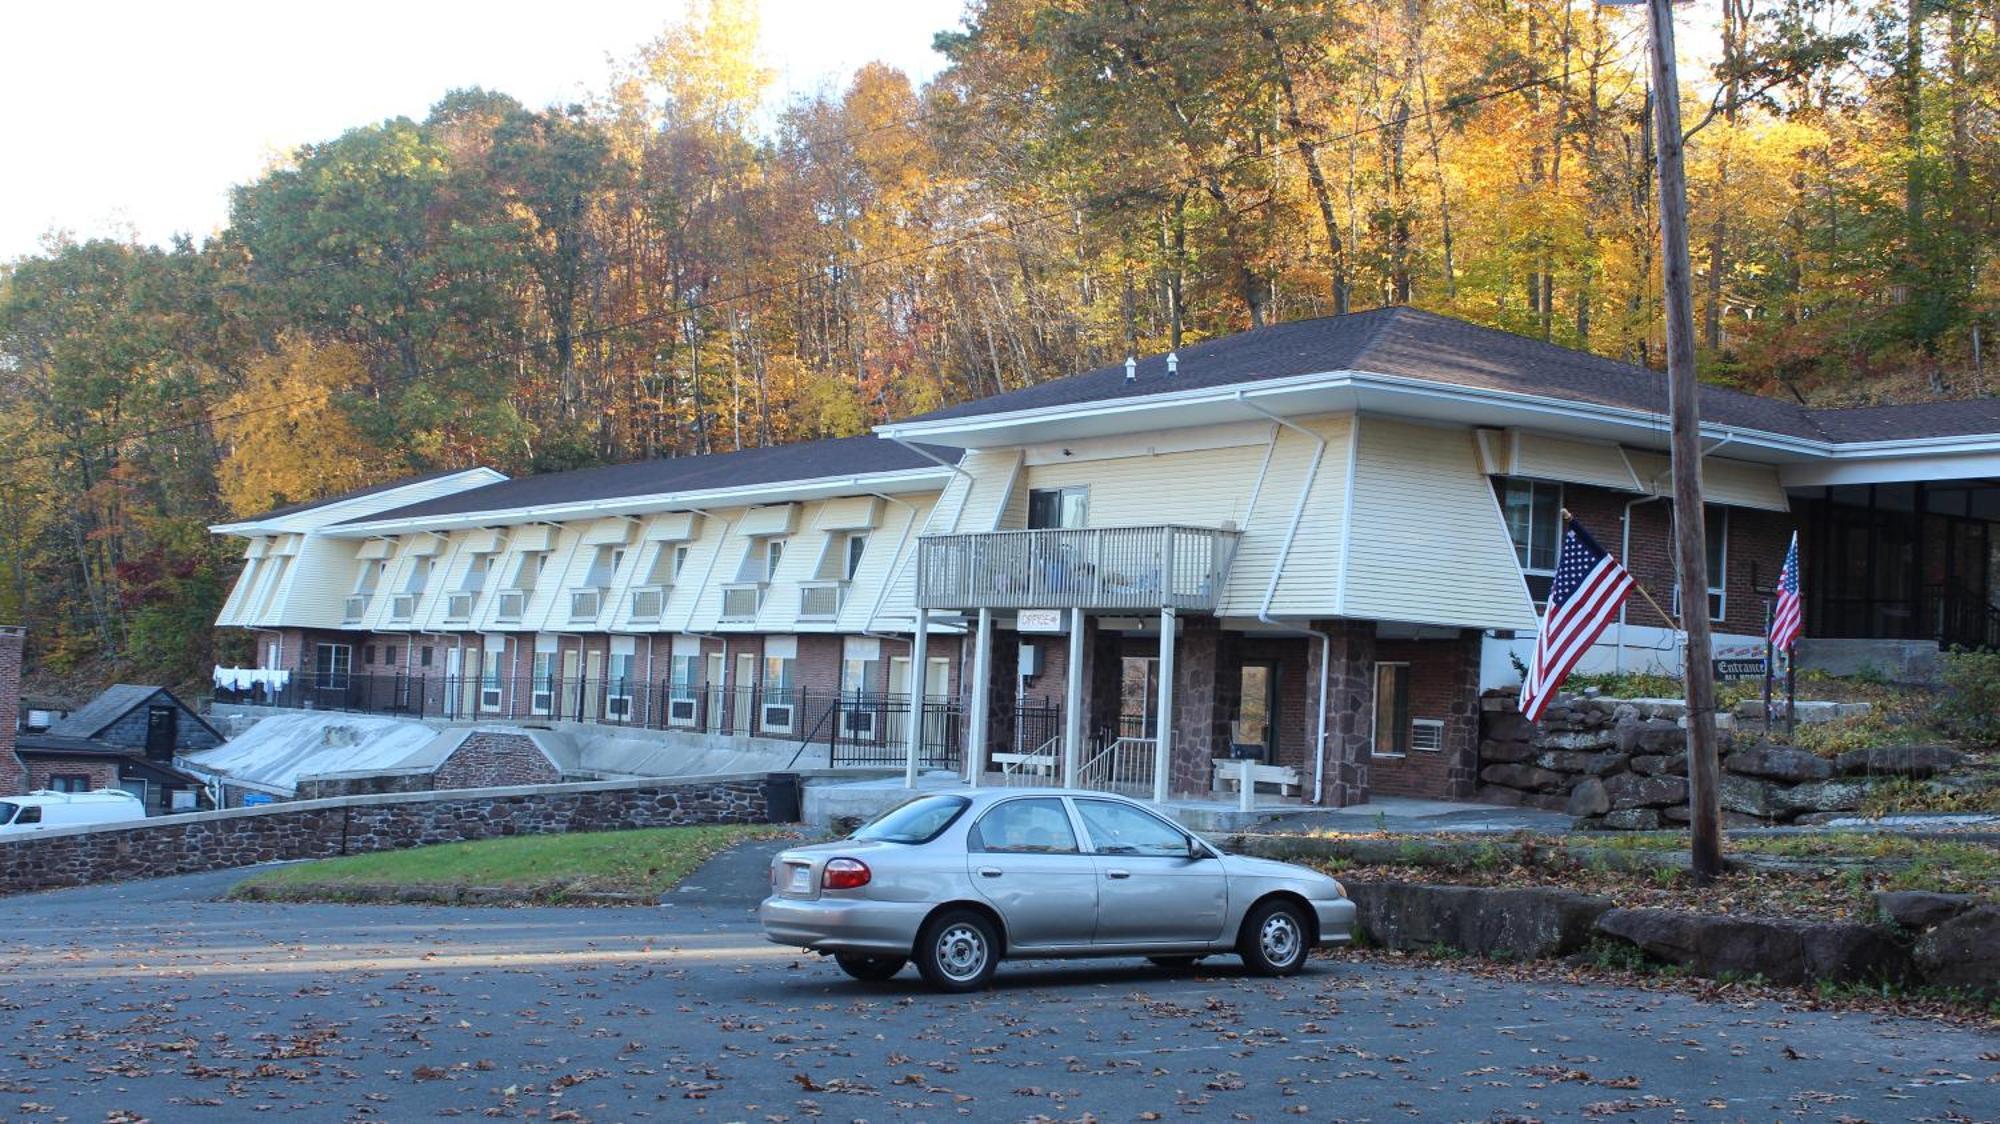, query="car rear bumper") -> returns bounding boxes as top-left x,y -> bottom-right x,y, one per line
1313,897 -> 1358,946
759,895 -> 932,956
